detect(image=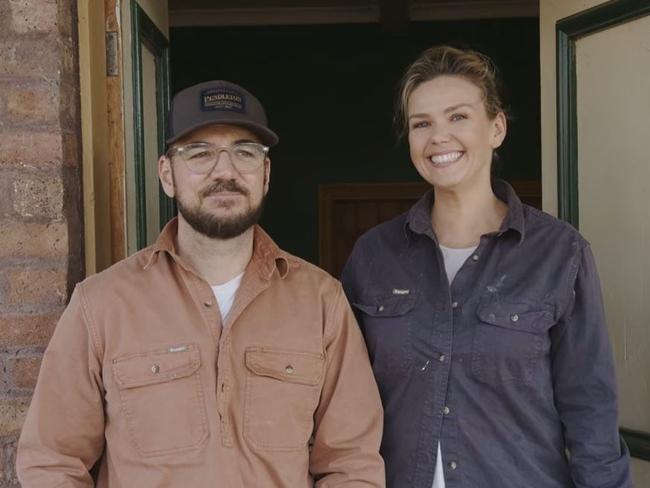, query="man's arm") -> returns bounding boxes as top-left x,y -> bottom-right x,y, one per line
17,284 -> 106,487
310,284 -> 385,487
551,244 -> 632,488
